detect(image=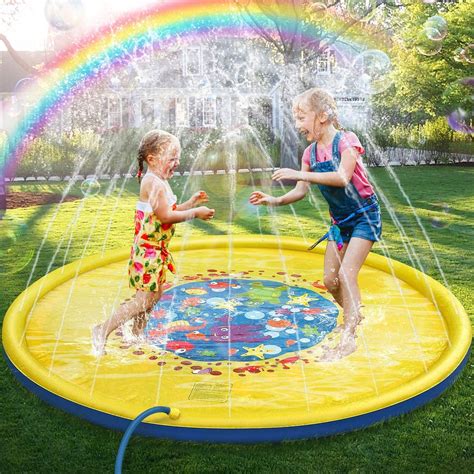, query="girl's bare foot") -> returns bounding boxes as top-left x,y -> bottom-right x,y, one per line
319,329 -> 357,362
132,313 -> 148,338
92,324 -> 107,356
